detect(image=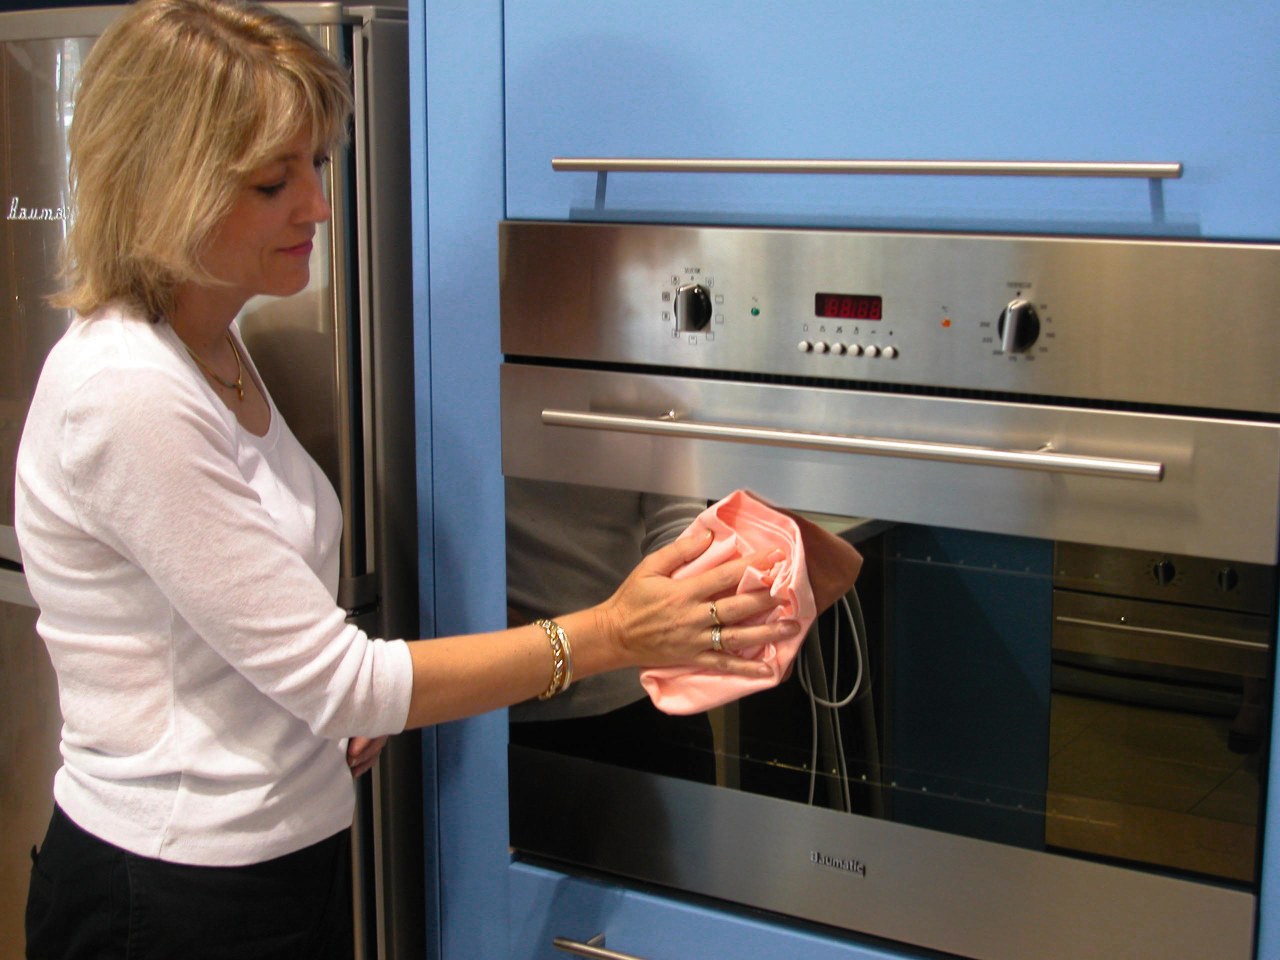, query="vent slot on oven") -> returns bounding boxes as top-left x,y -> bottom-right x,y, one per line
502,355 -> 1280,424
